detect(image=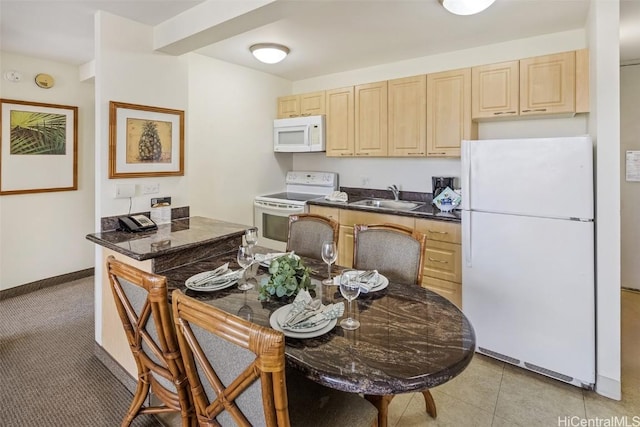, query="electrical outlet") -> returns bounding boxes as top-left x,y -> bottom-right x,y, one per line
141,183 -> 160,194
